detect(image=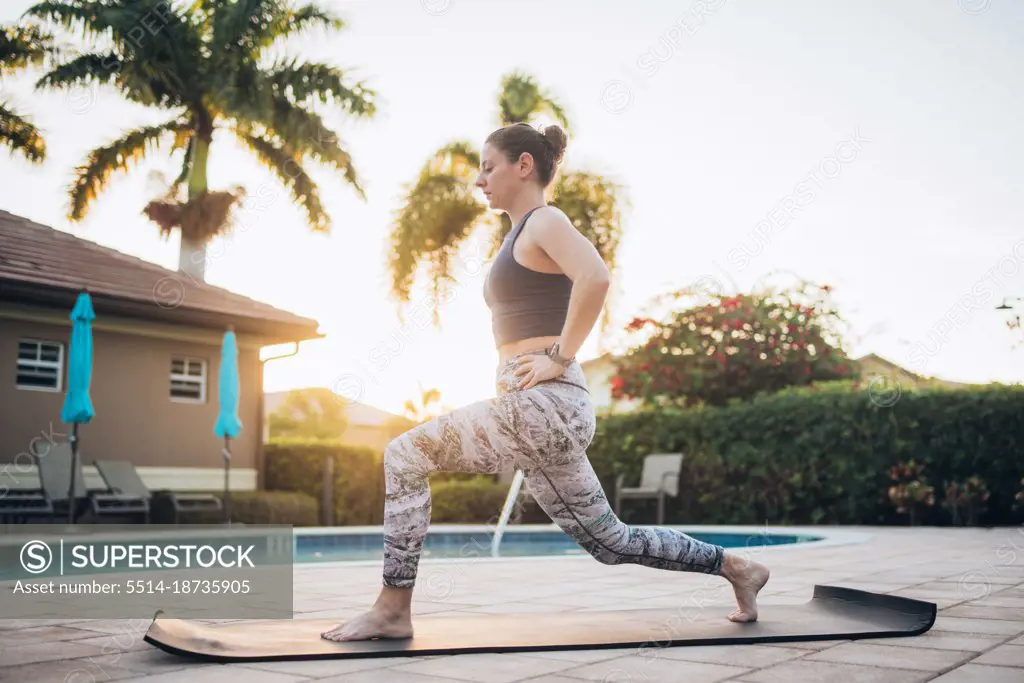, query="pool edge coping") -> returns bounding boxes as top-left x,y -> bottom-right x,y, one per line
292,525 -> 874,571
